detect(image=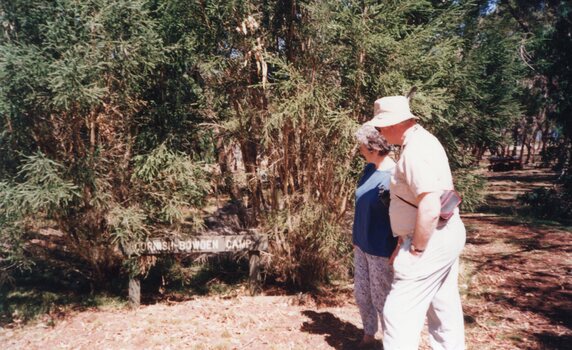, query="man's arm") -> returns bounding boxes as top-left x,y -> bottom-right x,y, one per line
411,191 -> 441,254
